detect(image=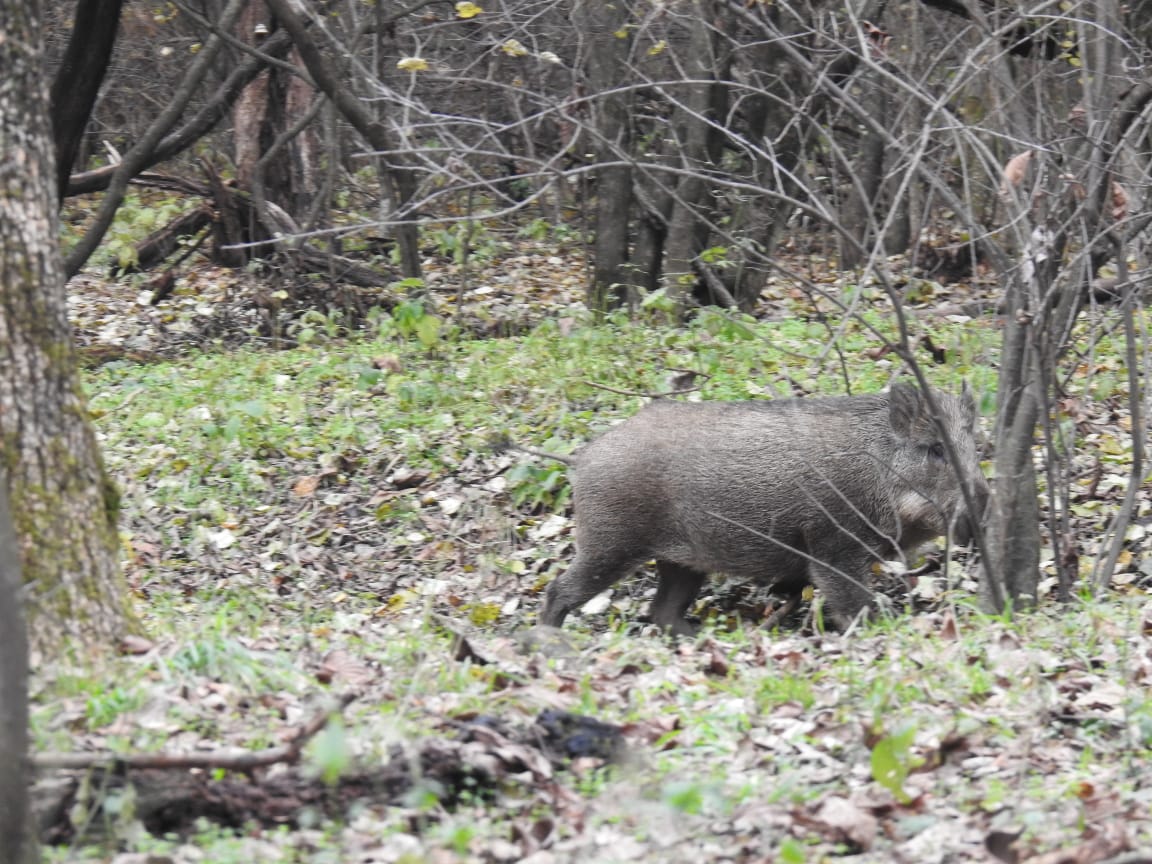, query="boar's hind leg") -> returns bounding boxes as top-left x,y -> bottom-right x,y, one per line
538,550 -> 642,628
650,562 -> 707,636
